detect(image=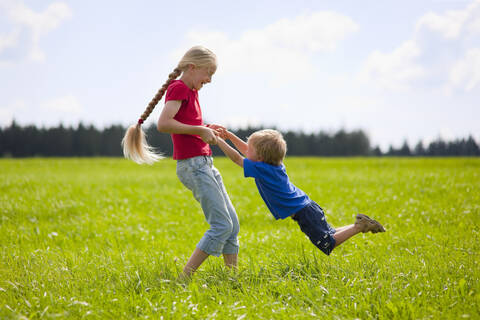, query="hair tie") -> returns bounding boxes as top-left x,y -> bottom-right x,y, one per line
138,118 -> 144,125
